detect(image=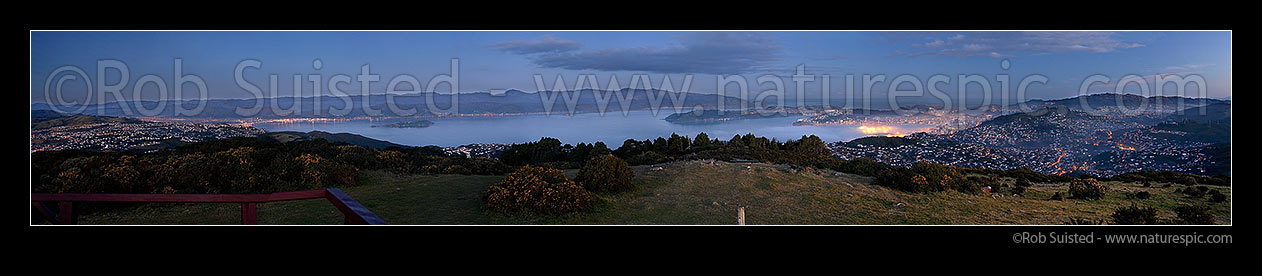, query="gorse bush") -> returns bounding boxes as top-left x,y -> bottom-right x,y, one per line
1174,205 -> 1215,225
1111,204 -> 1160,225
1068,178 -> 1106,200
575,155 -> 635,193
484,165 -> 594,214
293,153 -> 359,189
872,162 -> 977,194
909,174 -> 932,192
911,162 -> 957,192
